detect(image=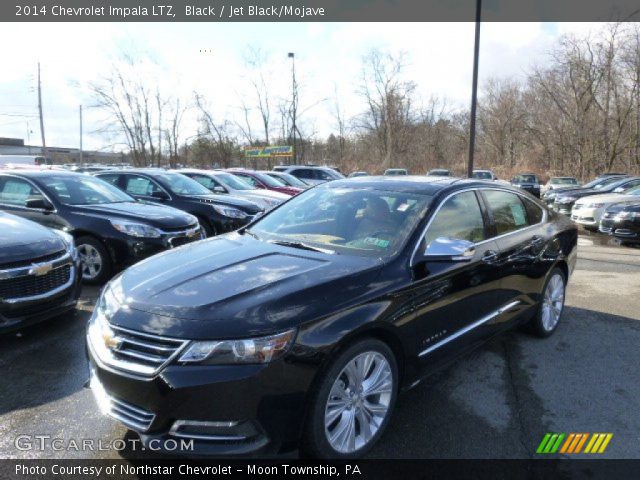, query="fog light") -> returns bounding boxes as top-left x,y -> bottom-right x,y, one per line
169,420 -> 259,441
